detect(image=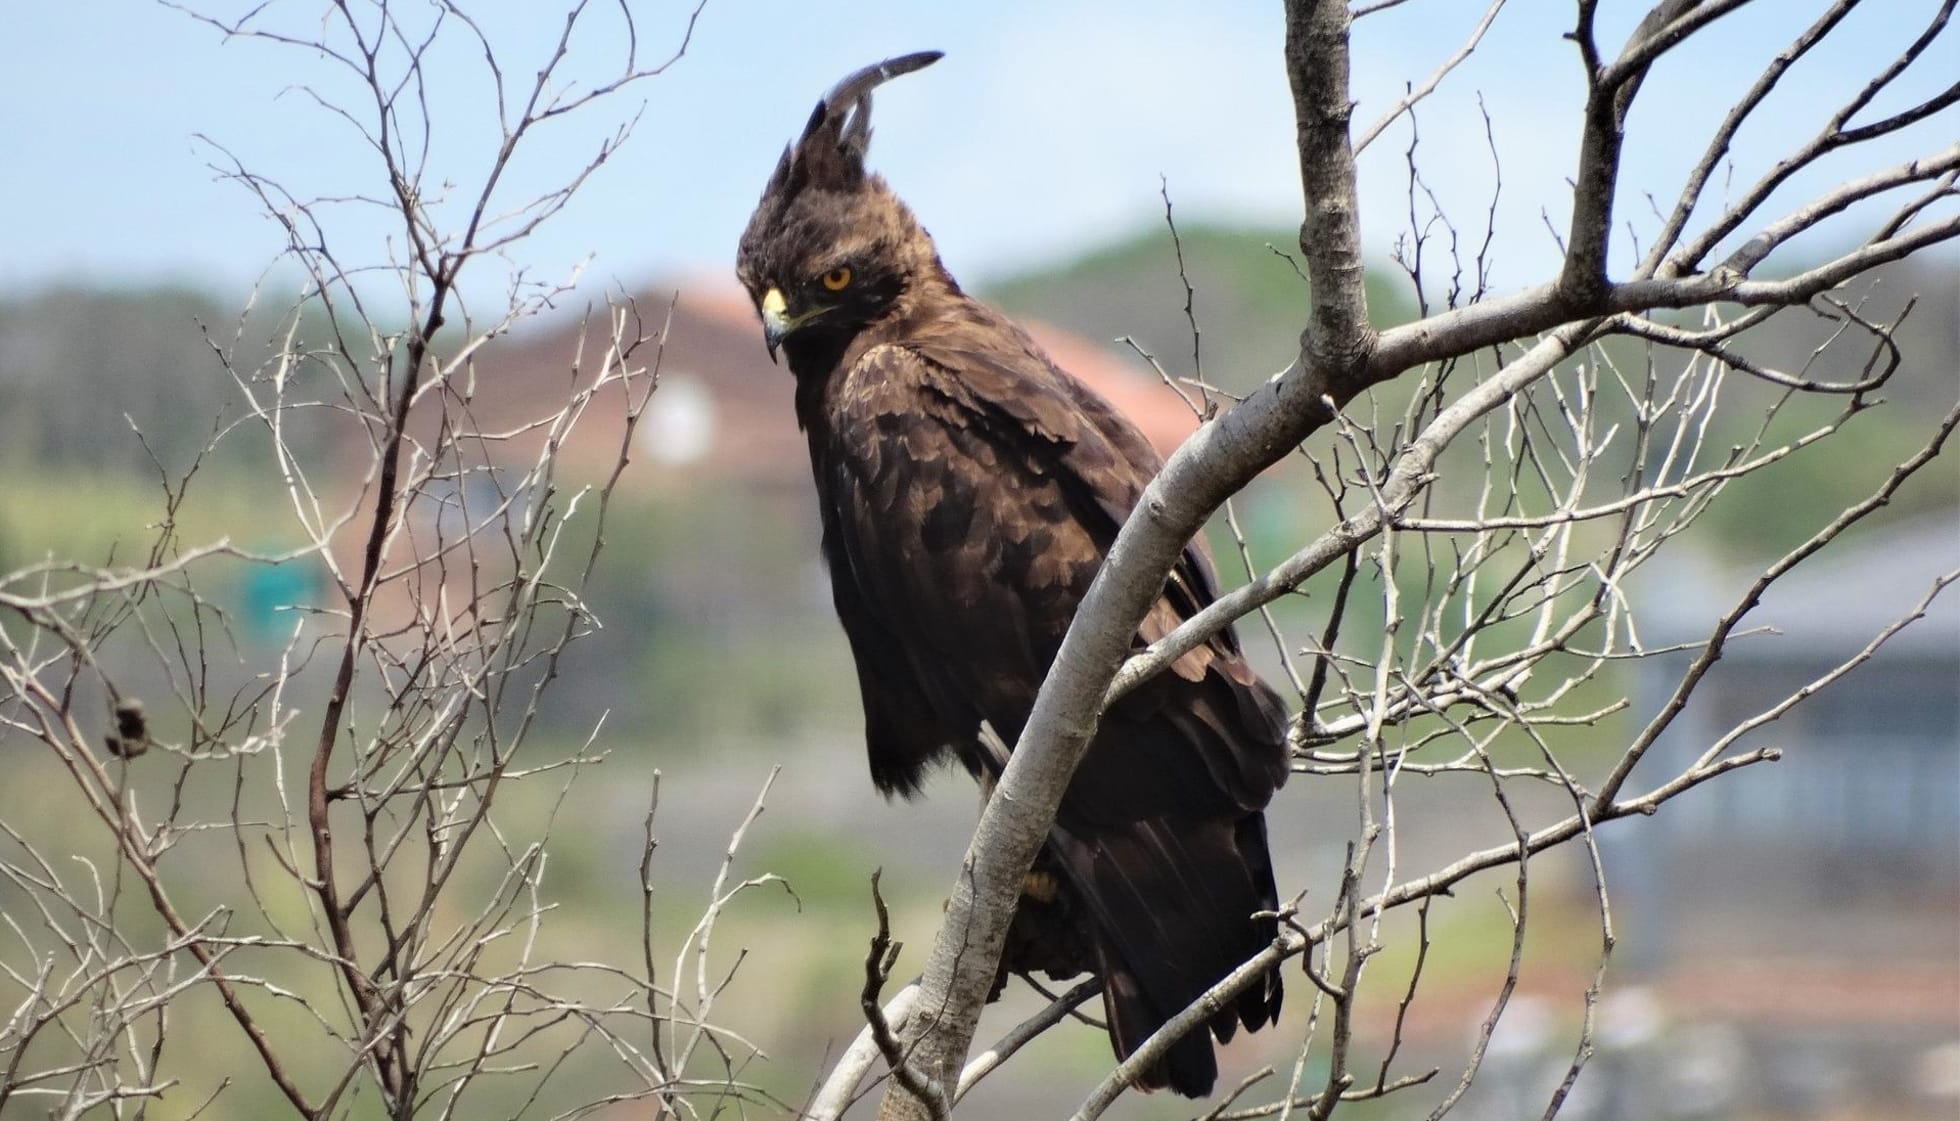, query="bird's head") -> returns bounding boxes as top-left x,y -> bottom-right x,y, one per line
736,51 -> 945,368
